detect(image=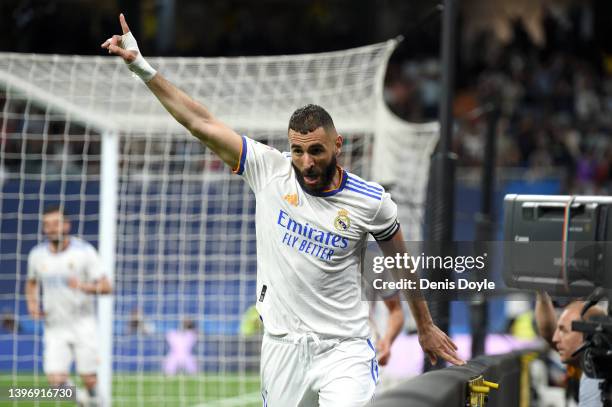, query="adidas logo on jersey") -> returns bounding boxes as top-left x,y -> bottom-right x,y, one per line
283,193 -> 299,207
